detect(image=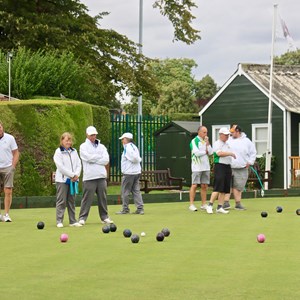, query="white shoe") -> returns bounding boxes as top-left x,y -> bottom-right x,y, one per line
216,207 -> 229,214
57,223 -> 64,228
200,204 -> 208,210
78,219 -> 85,225
70,222 -> 83,227
4,214 -> 12,222
206,205 -> 213,214
189,204 -> 198,212
101,218 -> 113,224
